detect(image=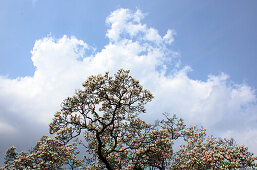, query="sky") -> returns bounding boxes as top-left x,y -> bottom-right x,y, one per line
0,0 -> 257,164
